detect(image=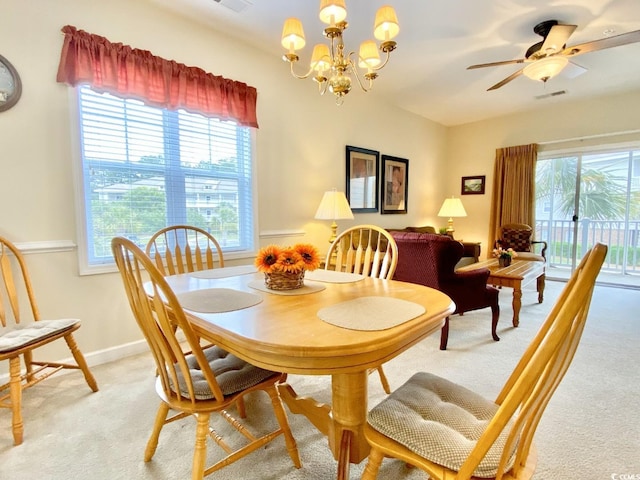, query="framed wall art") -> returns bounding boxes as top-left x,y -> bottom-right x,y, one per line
461,175 -> 486,195
0,54 -> 22,112
345,145 -> 379,213
381,155 -> 408,214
